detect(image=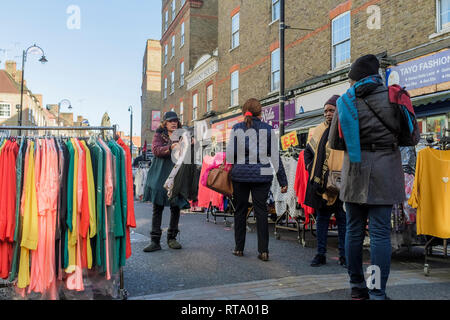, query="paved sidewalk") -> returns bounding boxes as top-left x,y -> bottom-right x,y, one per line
131,268 -> 450,300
